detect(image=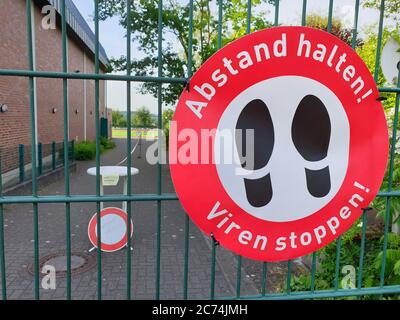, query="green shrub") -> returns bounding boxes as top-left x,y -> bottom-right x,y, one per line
74,141 -> 104,161
284,224 -> 400,300
100,136 -> 116,150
